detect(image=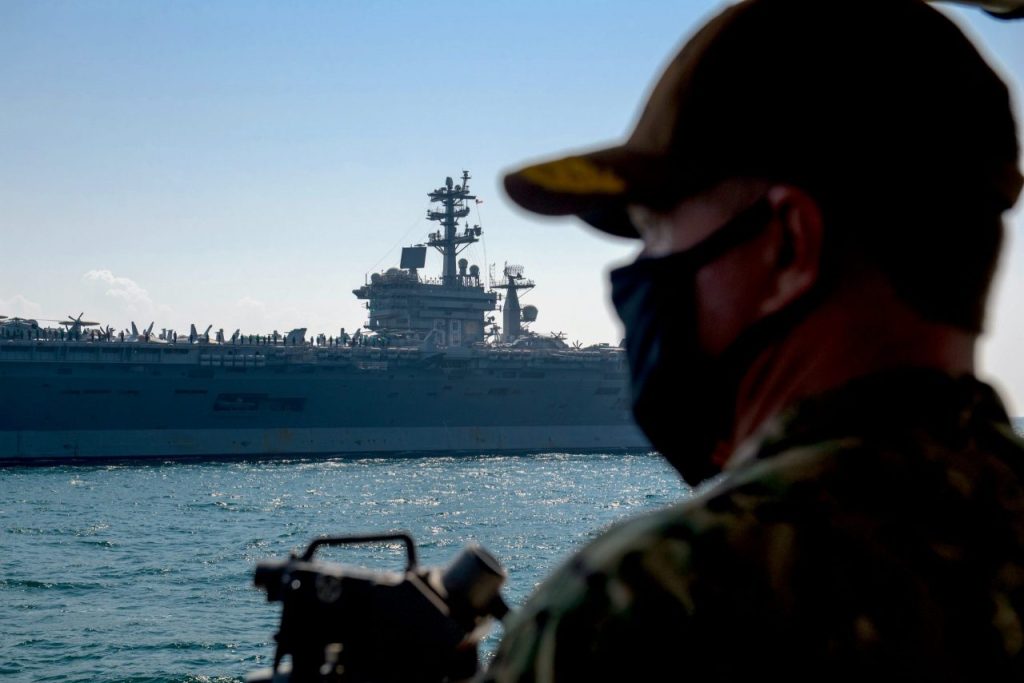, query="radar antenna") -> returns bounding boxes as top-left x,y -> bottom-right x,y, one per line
426,170 -> 483,287
491,263 -> 535,343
